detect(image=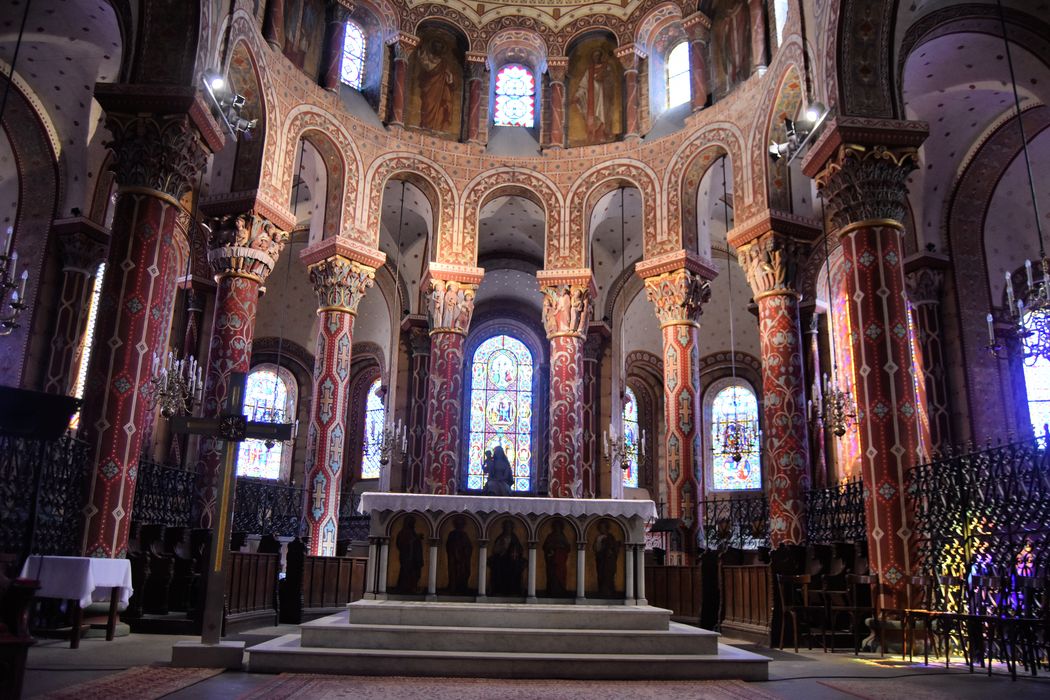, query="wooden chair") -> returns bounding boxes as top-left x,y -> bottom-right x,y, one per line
902,575 -> 968,666
776,573 -> 826,653
825,574 -> 882,655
